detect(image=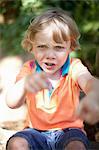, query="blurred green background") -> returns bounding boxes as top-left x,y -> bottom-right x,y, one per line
0,0 -> 99,76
